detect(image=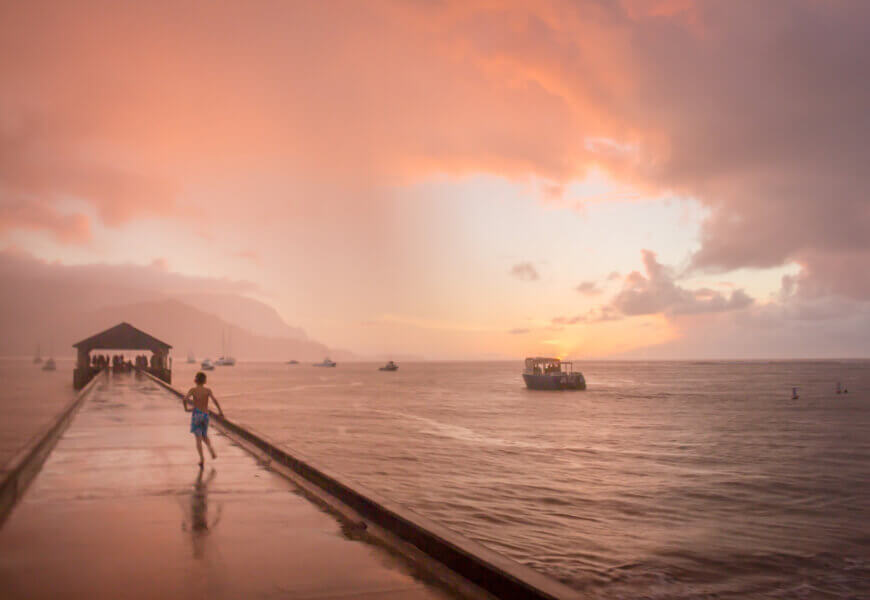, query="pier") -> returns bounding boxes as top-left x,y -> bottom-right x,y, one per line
0,372 -> 459,600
